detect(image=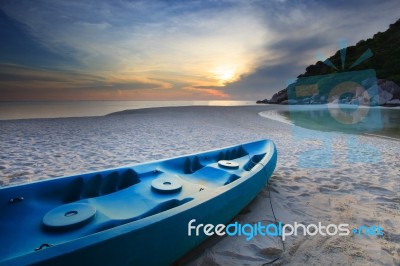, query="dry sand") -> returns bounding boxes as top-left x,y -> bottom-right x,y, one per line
0,105 -> 399,265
